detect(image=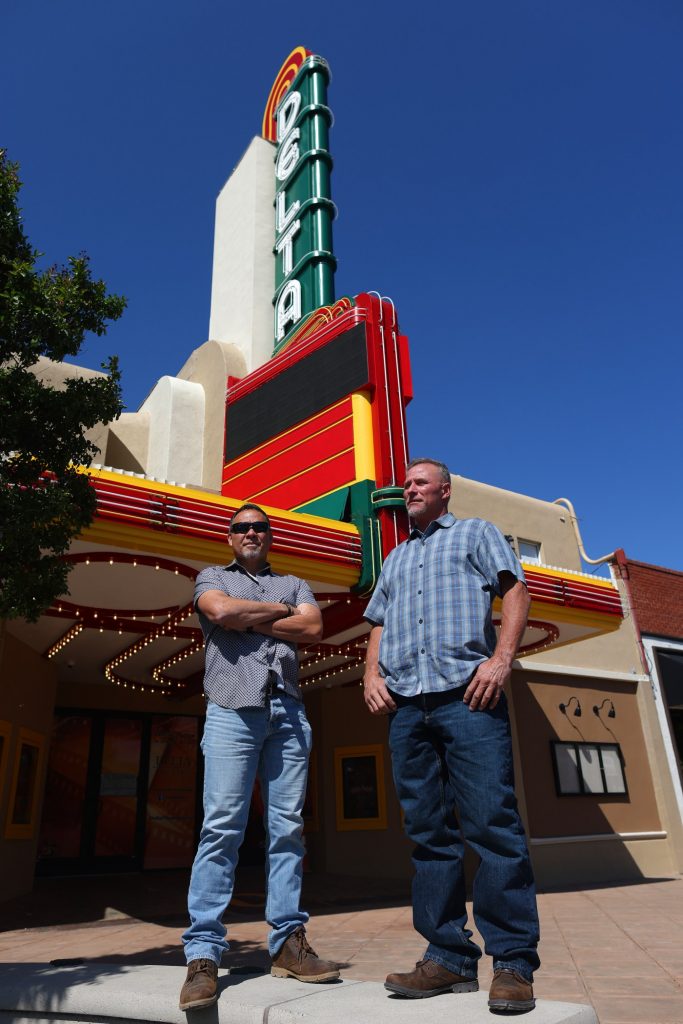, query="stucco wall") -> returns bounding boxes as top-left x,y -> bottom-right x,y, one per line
307,685 -> 412,879
511,670 -> 676,884
523,614 -> 644,676
0,630 -> 57,901
450,474 -> 582,571
95,337 -> 247,491
138,376 -> 205,484
29,356 -> 111,465
512,672 -> 661,838
308,666 -> 676,889
104,411 -> 151,473
208,137 -> 276,374
451,475 -> 645,676
176,339 -> 247,492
